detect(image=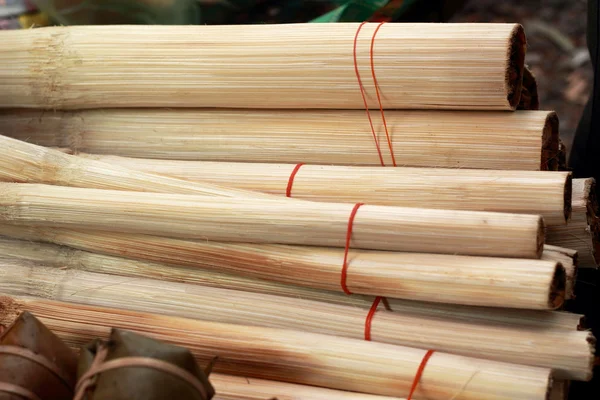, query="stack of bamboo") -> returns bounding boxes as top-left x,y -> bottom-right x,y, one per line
0,22 -> 597,399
